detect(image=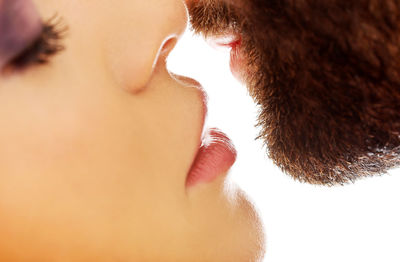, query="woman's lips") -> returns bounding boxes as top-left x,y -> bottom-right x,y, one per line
185,127 -> 237,188
174,68 -> 237,188
183,35 -> 241,188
